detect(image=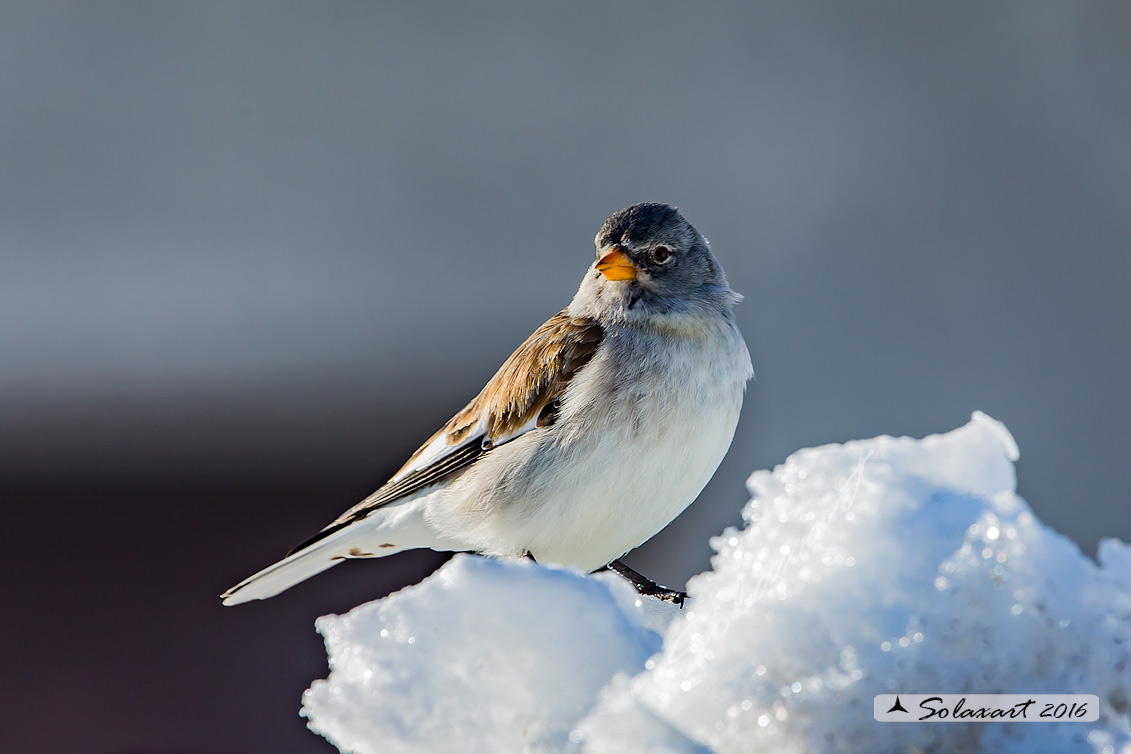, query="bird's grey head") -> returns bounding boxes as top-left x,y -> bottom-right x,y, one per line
571,203 -> 740,326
